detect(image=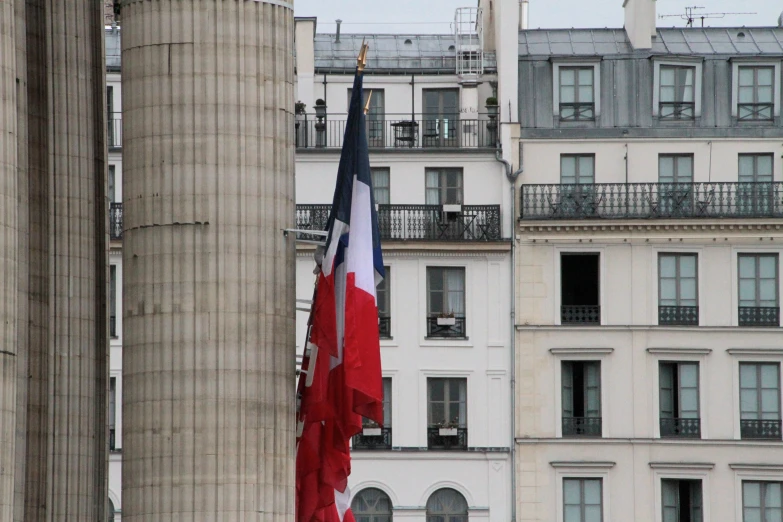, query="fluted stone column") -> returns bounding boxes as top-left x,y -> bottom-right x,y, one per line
121,0 -> 296,520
